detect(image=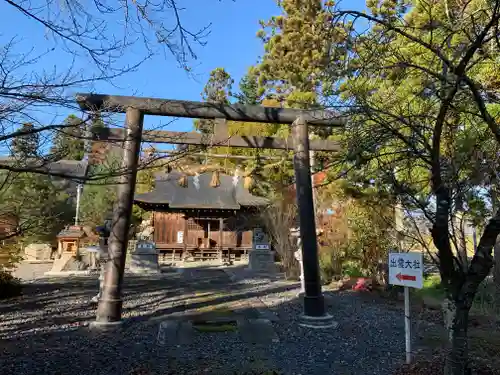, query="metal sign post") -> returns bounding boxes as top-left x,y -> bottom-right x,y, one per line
388,252 -> 424,364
